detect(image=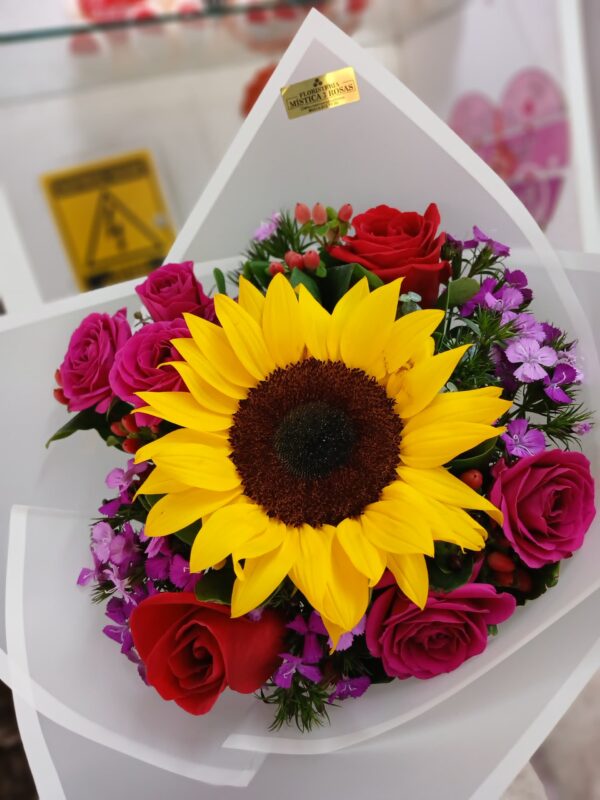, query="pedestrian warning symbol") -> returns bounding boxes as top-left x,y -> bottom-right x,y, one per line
42,151 -> 175,290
